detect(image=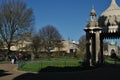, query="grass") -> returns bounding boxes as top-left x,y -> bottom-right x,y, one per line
19,58 -> 81,72
0,61 -> 10,64
19,57 -> 120,72
105,58 -> 120,64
